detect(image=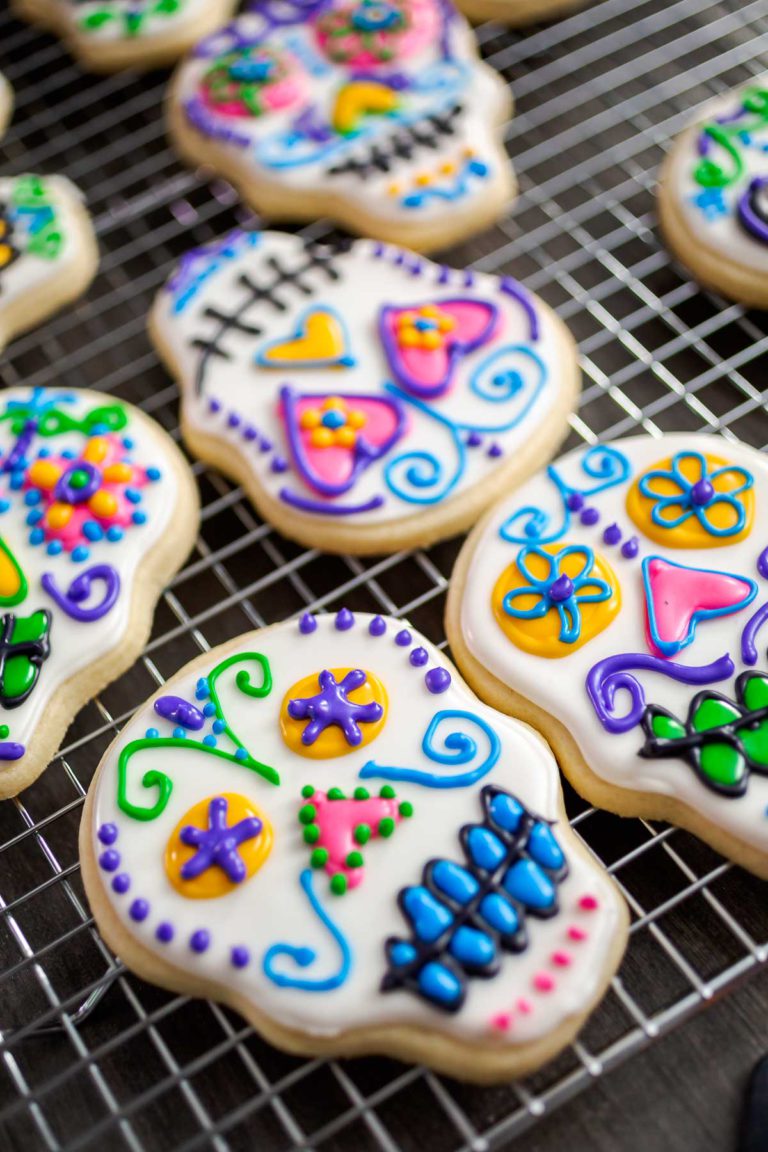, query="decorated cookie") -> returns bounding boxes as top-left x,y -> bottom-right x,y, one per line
81,611 -> 627,1081
0,175 -> 99,352
455,0 -> 585,25
0,386 -> 198,798
150,228 -> 579,554
12,0 -> 238,72
0,73 -> 12,139
659,78 -> 768,308
166,1 -> 515,250
447,434 -> 768,880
